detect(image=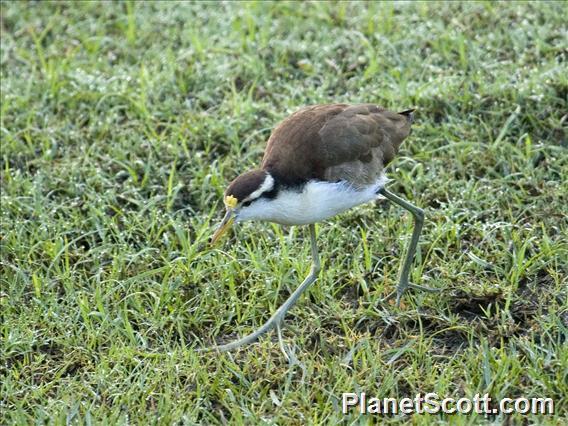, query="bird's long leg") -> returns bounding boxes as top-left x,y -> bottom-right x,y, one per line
378,188 -> 440,306
199,224 -> 321,353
